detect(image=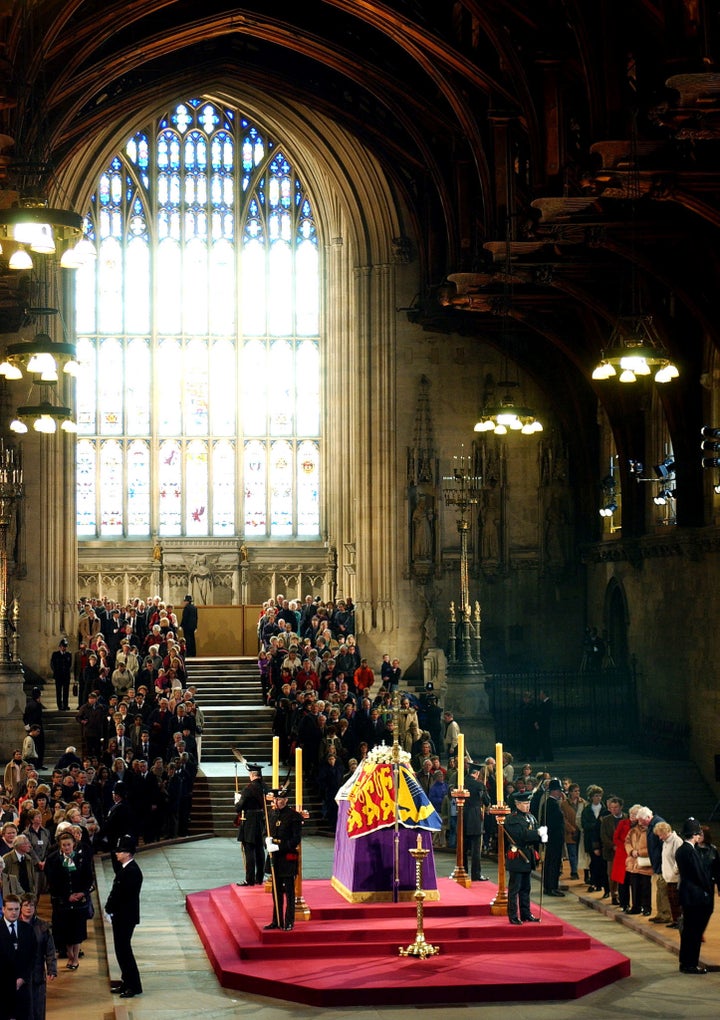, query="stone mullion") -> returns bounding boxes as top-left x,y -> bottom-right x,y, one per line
370,263 -> 396,633
323,236 -> 352,599
352,264 -> 374,633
